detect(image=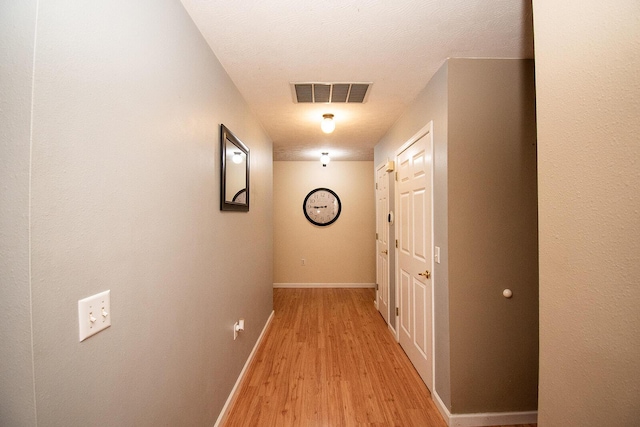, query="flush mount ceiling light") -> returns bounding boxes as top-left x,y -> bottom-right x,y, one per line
320,152 -> 330,167
232,151 -> 242,164
321,114 -> 335,134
